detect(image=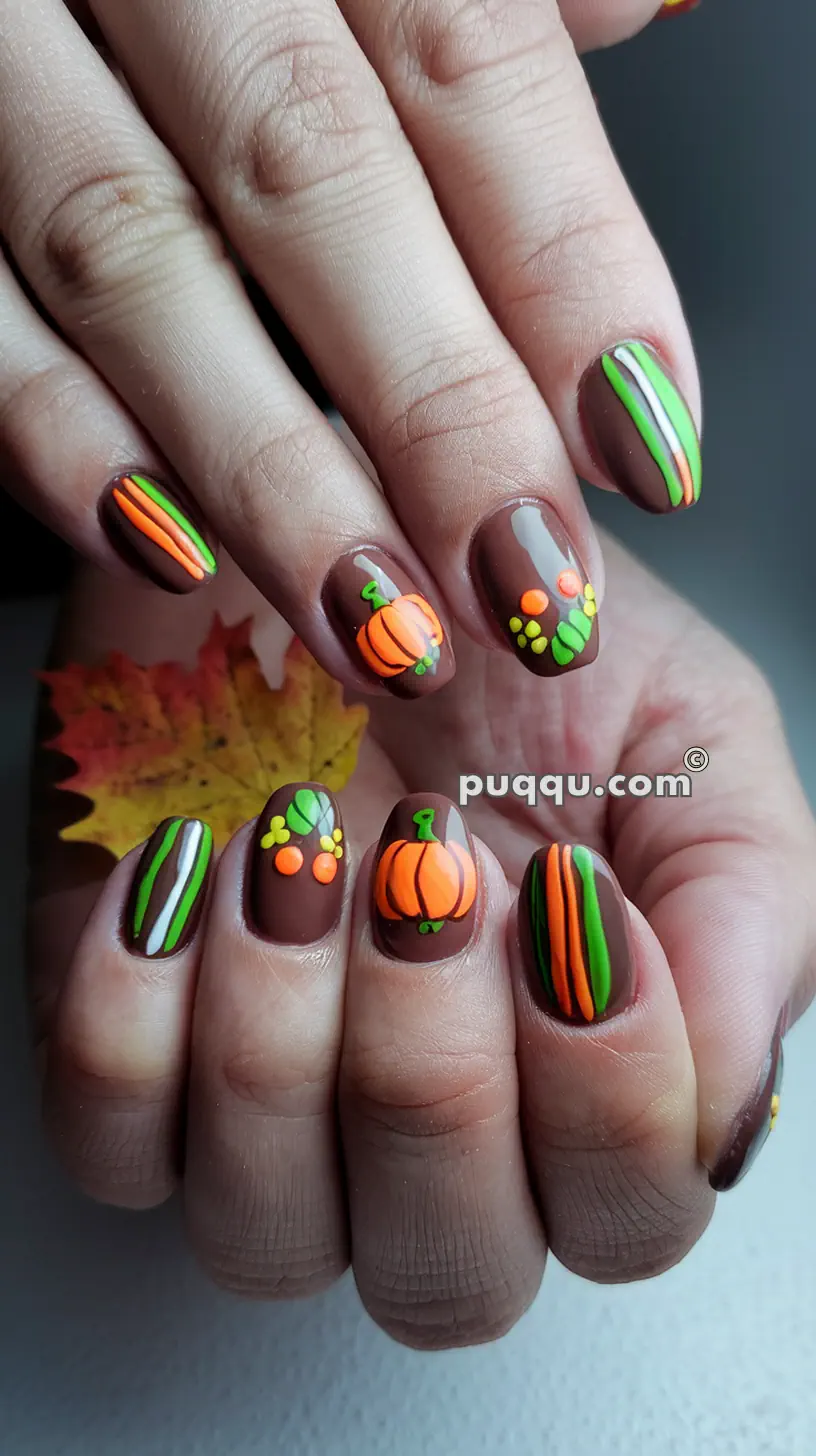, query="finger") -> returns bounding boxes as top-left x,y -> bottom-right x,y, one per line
43,816 -> 213,1208
342,0 -> 701,517
0,249 -> 217,593
184,787 -> 350,1298
0,0 -> 454,699
558,1 -> 665,51
89,0 -> 603,679
611,631 -> 816,1192
340,794 -> 545,1350
514,842 -> 713,1281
